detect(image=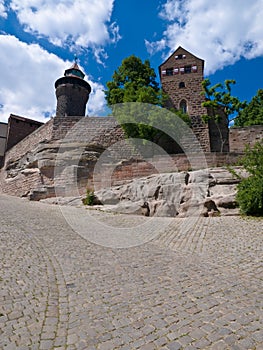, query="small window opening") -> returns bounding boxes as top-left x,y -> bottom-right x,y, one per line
184,65 -> 191,74
179,82 -> 185,89
179,100 -> 187,114
166,68 -> 173,76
